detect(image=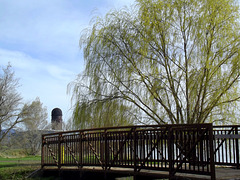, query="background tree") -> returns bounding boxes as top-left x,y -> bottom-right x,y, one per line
72,0 -> 240,125
21,97 -> 48,130
20,97 -> 49,155
0,64 -> 23,142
